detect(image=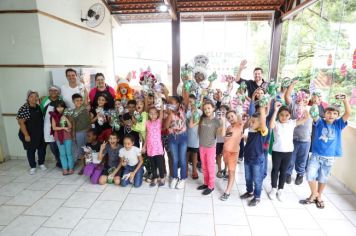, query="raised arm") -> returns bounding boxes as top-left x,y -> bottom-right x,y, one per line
341,94 -> 351,122
235,60 -> 247,83
284,80 -> 297,105
98,142 -> 107,161
296,109 -> 310,126
269,101 -> 282,129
